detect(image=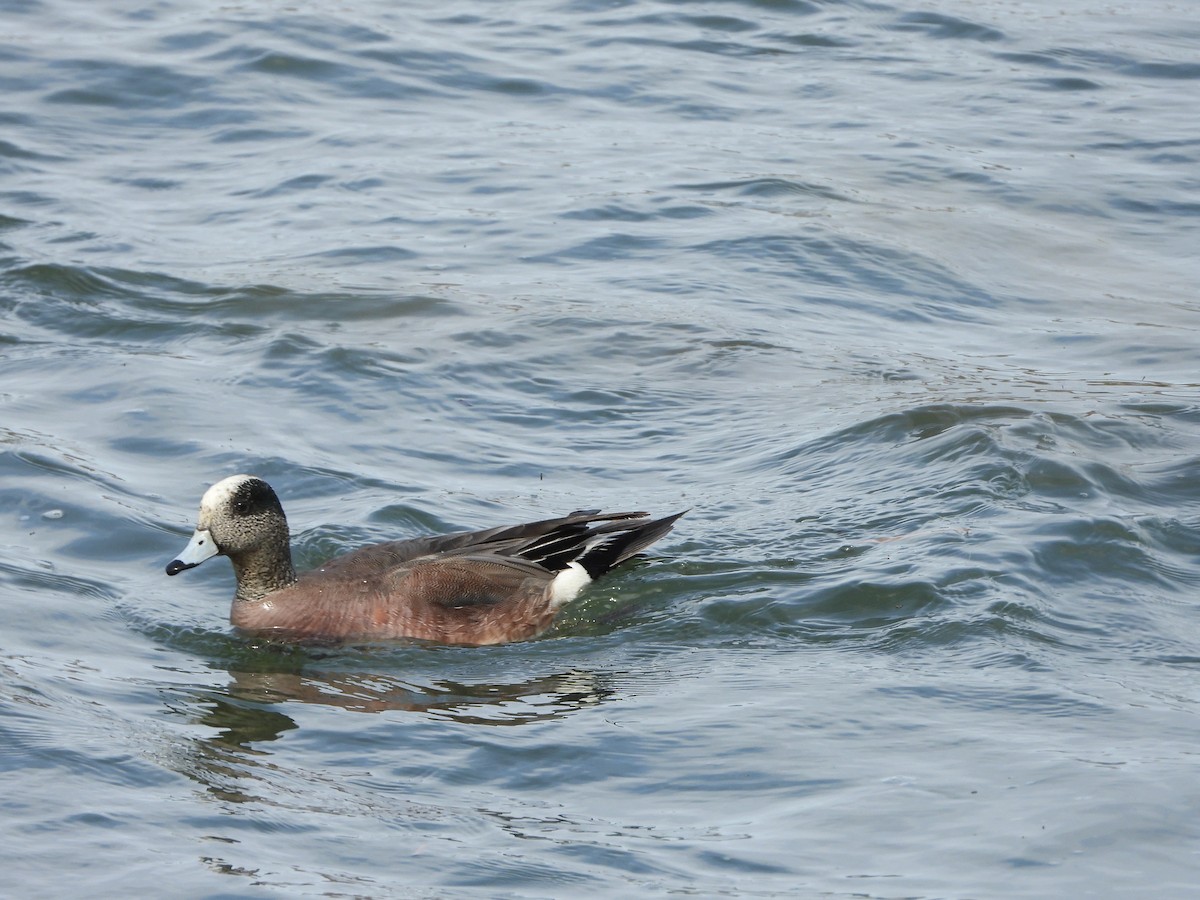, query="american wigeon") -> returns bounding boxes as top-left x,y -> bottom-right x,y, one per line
166,475 -> 683,645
